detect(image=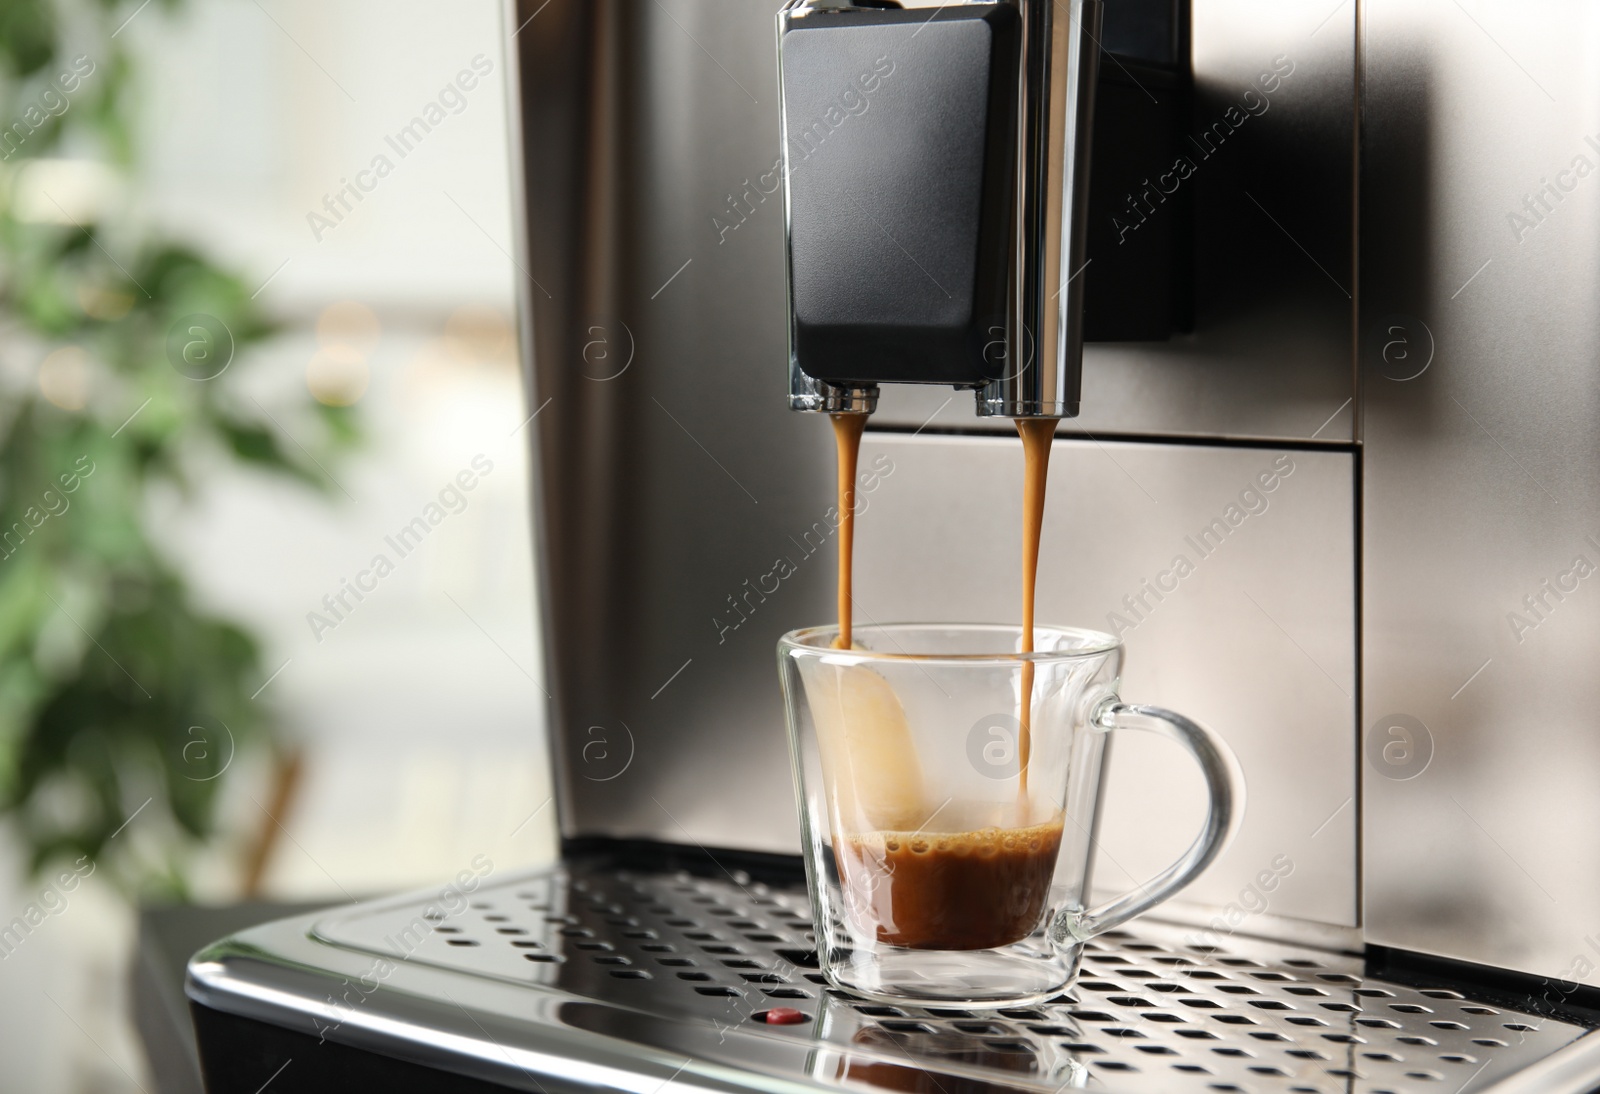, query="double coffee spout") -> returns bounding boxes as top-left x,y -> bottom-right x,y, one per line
778,0 -> 1103,421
